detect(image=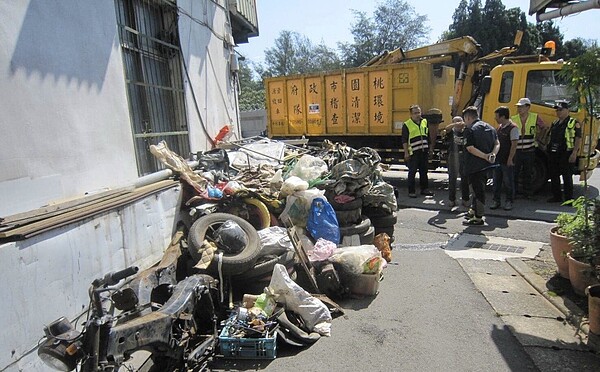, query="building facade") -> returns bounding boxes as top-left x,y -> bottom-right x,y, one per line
0,0 -> 257,370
